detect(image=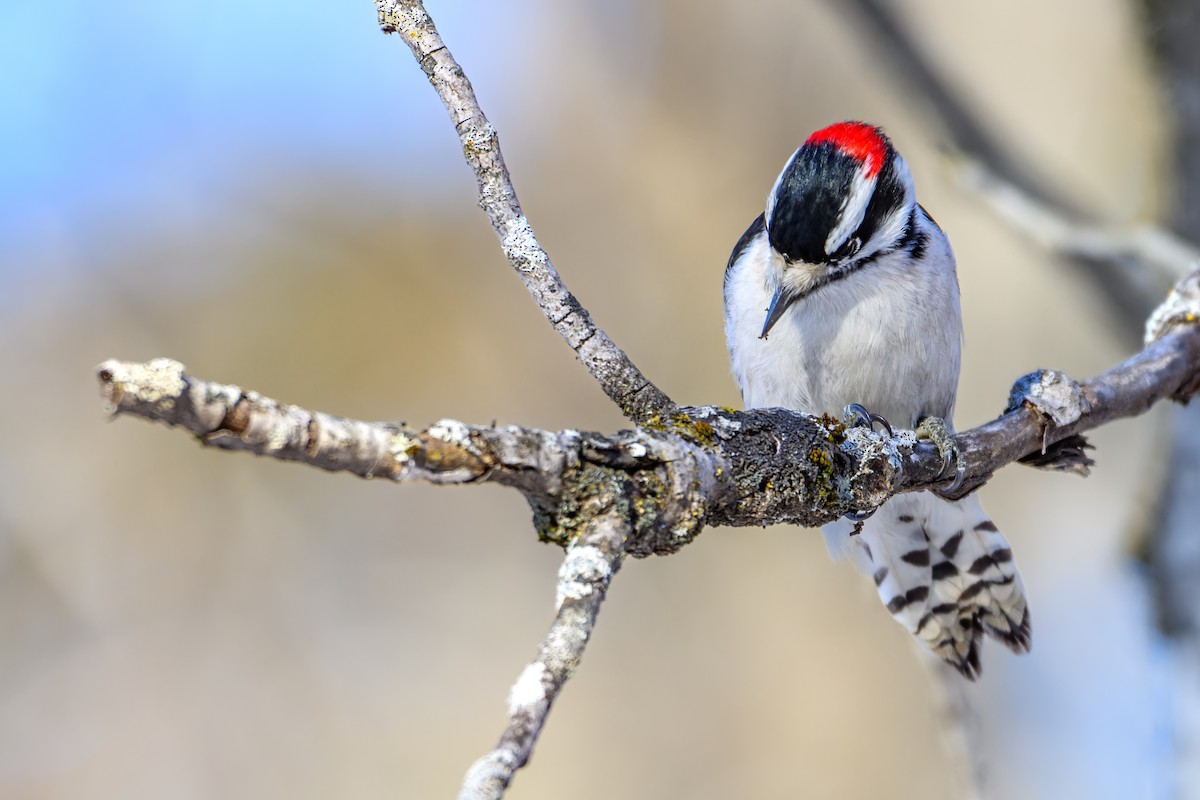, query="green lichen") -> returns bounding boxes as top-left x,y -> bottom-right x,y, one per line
817,413 -> 848,444
642,412 -> 717,447
808,447 -> 836,507
532,464 -> 631,549
533,503 -> 568,546
530,451 -> 701,556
